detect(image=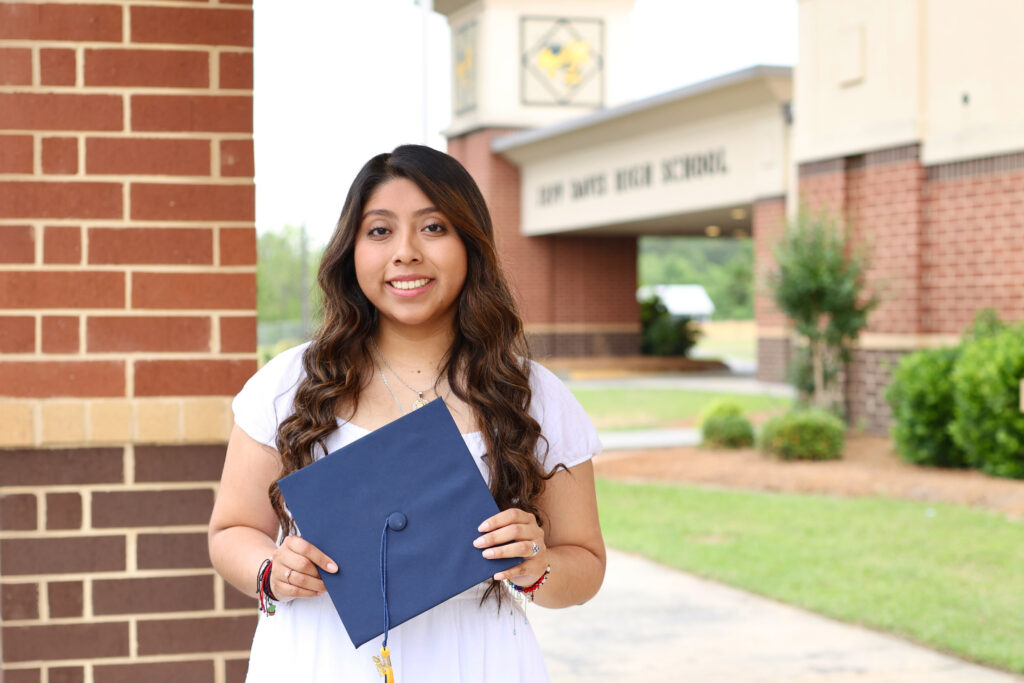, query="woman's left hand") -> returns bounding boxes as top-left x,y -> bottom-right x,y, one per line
474,508 -> 548,586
